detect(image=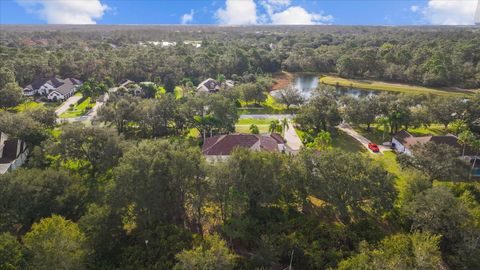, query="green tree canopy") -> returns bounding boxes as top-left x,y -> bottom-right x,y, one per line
23,215 -> 87,270
174,234 -> 238,270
